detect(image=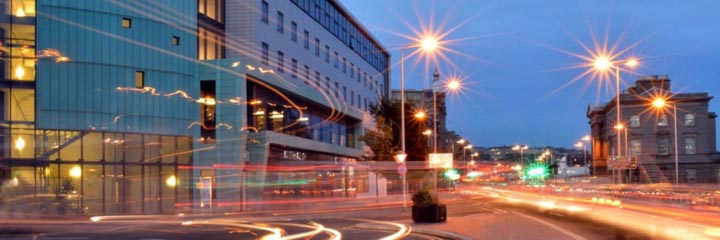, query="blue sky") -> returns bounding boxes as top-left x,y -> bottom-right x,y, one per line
340,0 -> 720,149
